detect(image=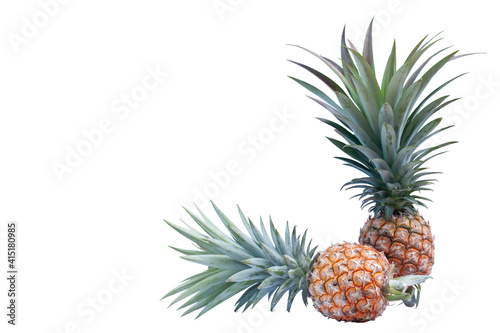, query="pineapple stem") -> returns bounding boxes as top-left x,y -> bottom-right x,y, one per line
383,275 -> 431,307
